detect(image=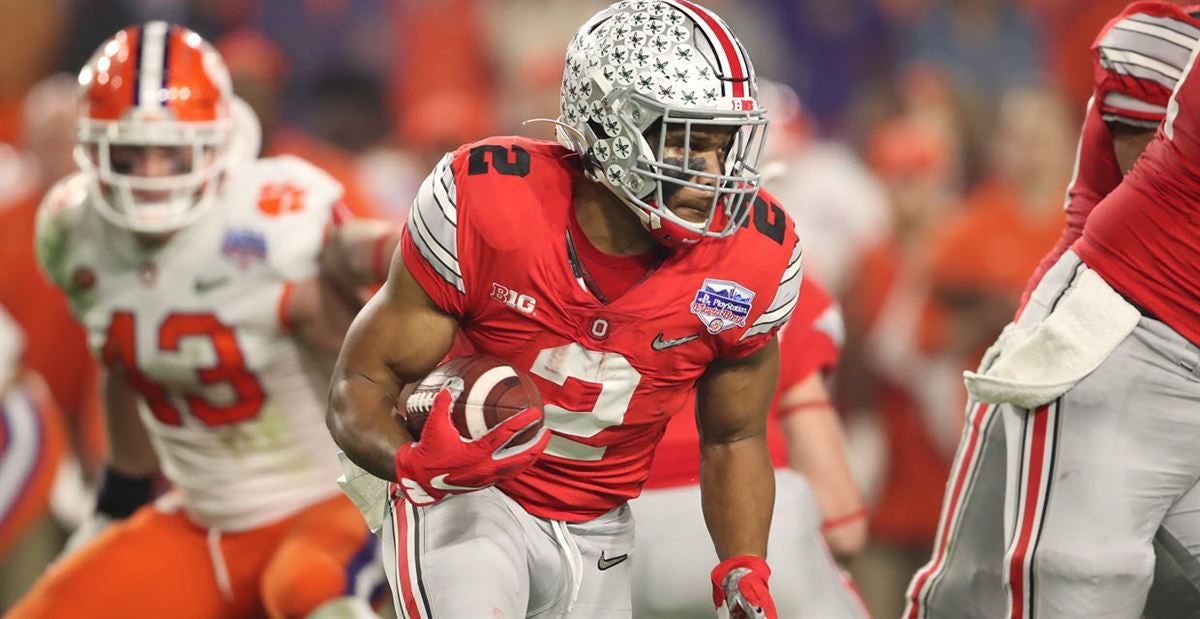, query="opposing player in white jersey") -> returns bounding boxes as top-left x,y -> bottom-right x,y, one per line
10,23 -> 381,619
906,3 -> 1200,618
